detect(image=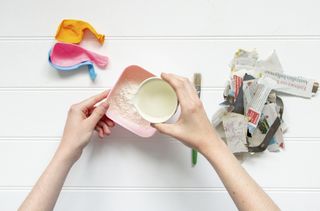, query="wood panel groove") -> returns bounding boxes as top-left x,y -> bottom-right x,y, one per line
2,187 -> 320,192
0,87 -> 225,91
0,137 -> 319,142
2,35 -> 320,41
